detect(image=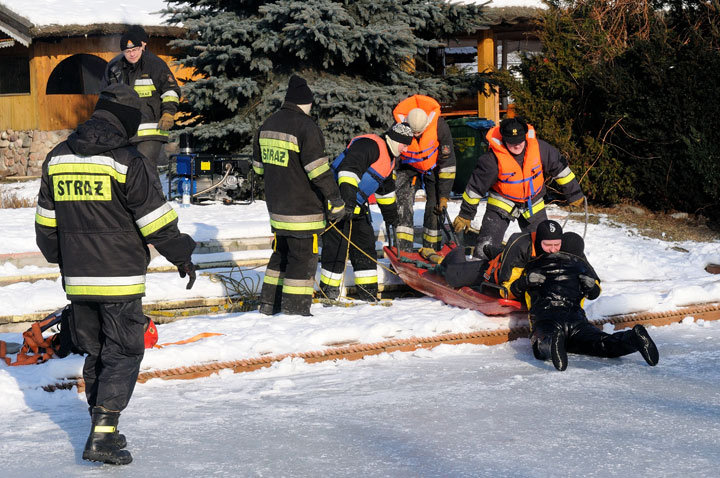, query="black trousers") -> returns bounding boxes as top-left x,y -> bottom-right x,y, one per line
441,246 -> 487,288
396,168 -> 442,251
320,214 -> 378,291
260,235 -> 317,315
69,300 -> 145,412
474,207 -> 548,258
531,311 -> 638,359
